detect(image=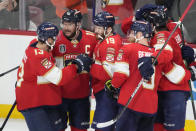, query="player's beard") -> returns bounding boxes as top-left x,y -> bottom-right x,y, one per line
63,28 -> 77,39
